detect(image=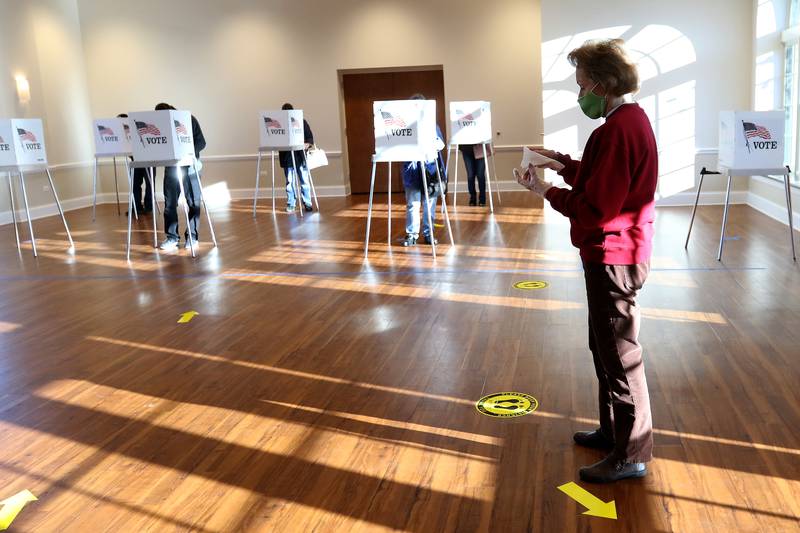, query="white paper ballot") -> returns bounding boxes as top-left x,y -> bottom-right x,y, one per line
521,146 -> 564,171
